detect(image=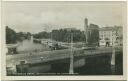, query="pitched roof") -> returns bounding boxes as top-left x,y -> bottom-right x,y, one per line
99,26 -> 122,31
